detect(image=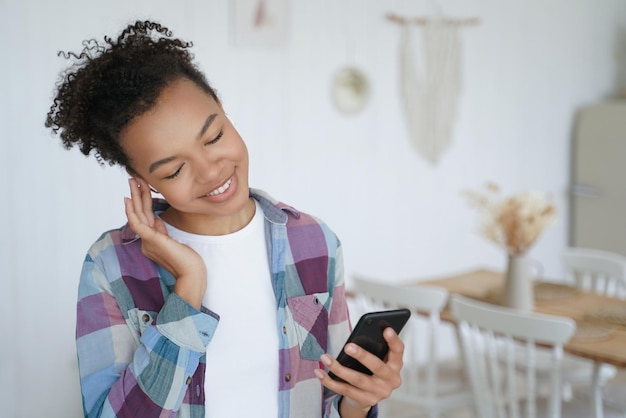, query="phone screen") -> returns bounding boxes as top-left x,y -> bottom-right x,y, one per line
329,308 -> 411,382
